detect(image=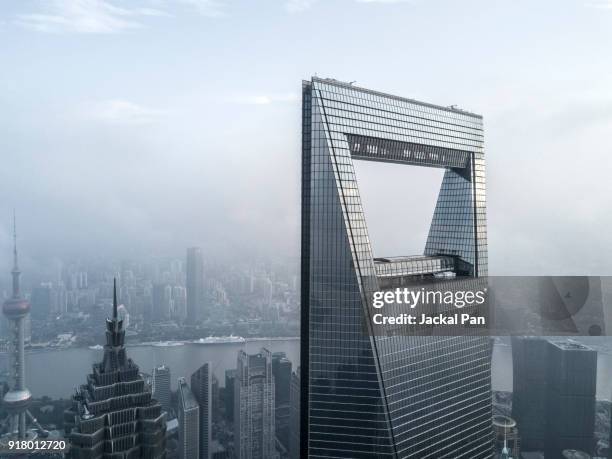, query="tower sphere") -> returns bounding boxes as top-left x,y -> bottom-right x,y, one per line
3,297 -> 30,318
